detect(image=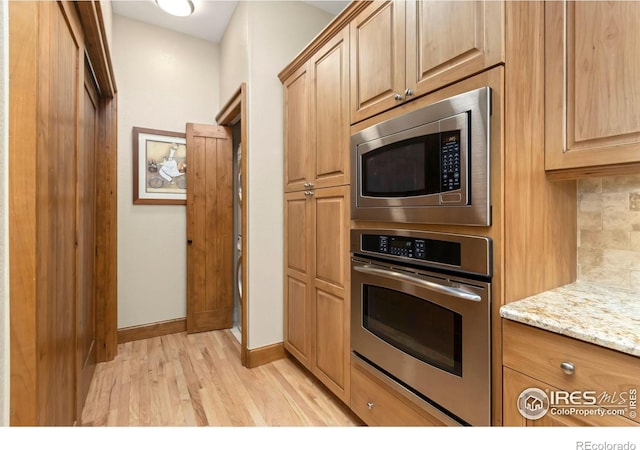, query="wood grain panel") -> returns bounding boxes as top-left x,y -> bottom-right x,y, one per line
9,0 -> 39,426
186,124 -> 233,333
284,276 -> 311,366
406,0 -> 504,97
311,28 -> 350,189
572,2 -> 640,143
350,0 -> 405,123
314,190 -> 346,288
283,65 -> 310,192
45,2 -> 82,425
285,194 -> 308,273
505,1 -> 577,303
545,1 -> 640,173
95,93 -> 118,362
314,289 -> 344,390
